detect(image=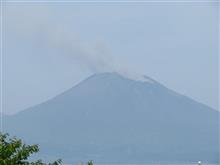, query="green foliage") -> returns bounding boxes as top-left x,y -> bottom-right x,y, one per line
0,133 -> 62,165
87,160 -> 93,165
